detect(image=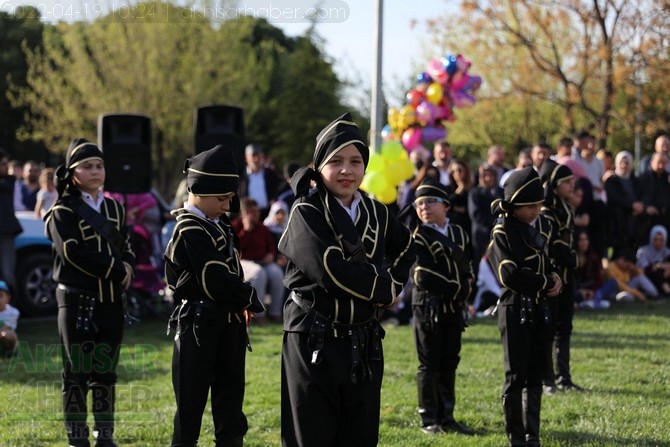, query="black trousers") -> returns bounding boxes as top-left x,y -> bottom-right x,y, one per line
412,306 -> 463,426
549,284 -> 575,384
281,331 -> 384,447
499,300 -> 549,397
171,315 -> 248,446
57,289 -> 124,439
